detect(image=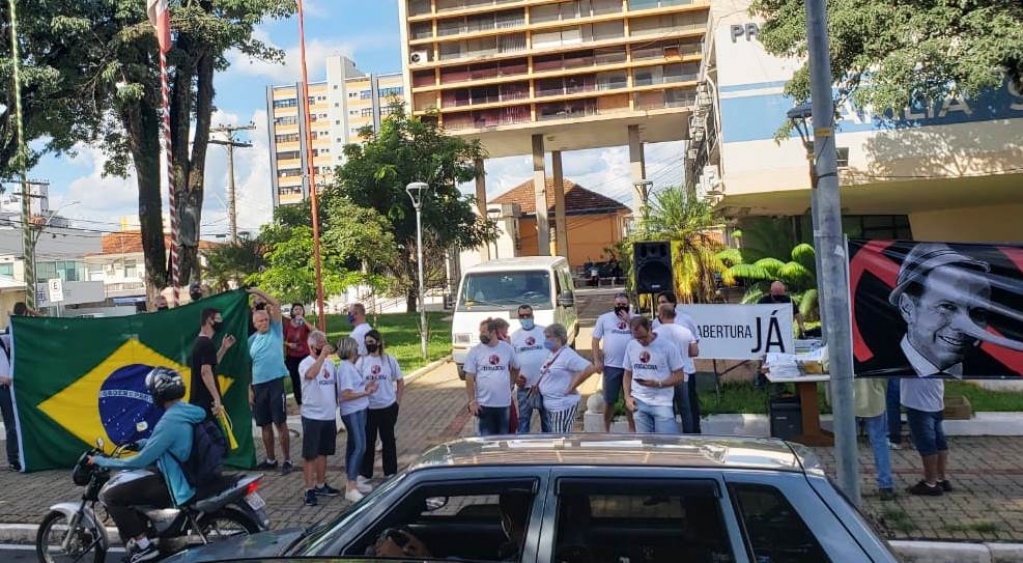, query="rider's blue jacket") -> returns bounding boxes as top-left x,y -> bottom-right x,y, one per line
94,401 -> 207,506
